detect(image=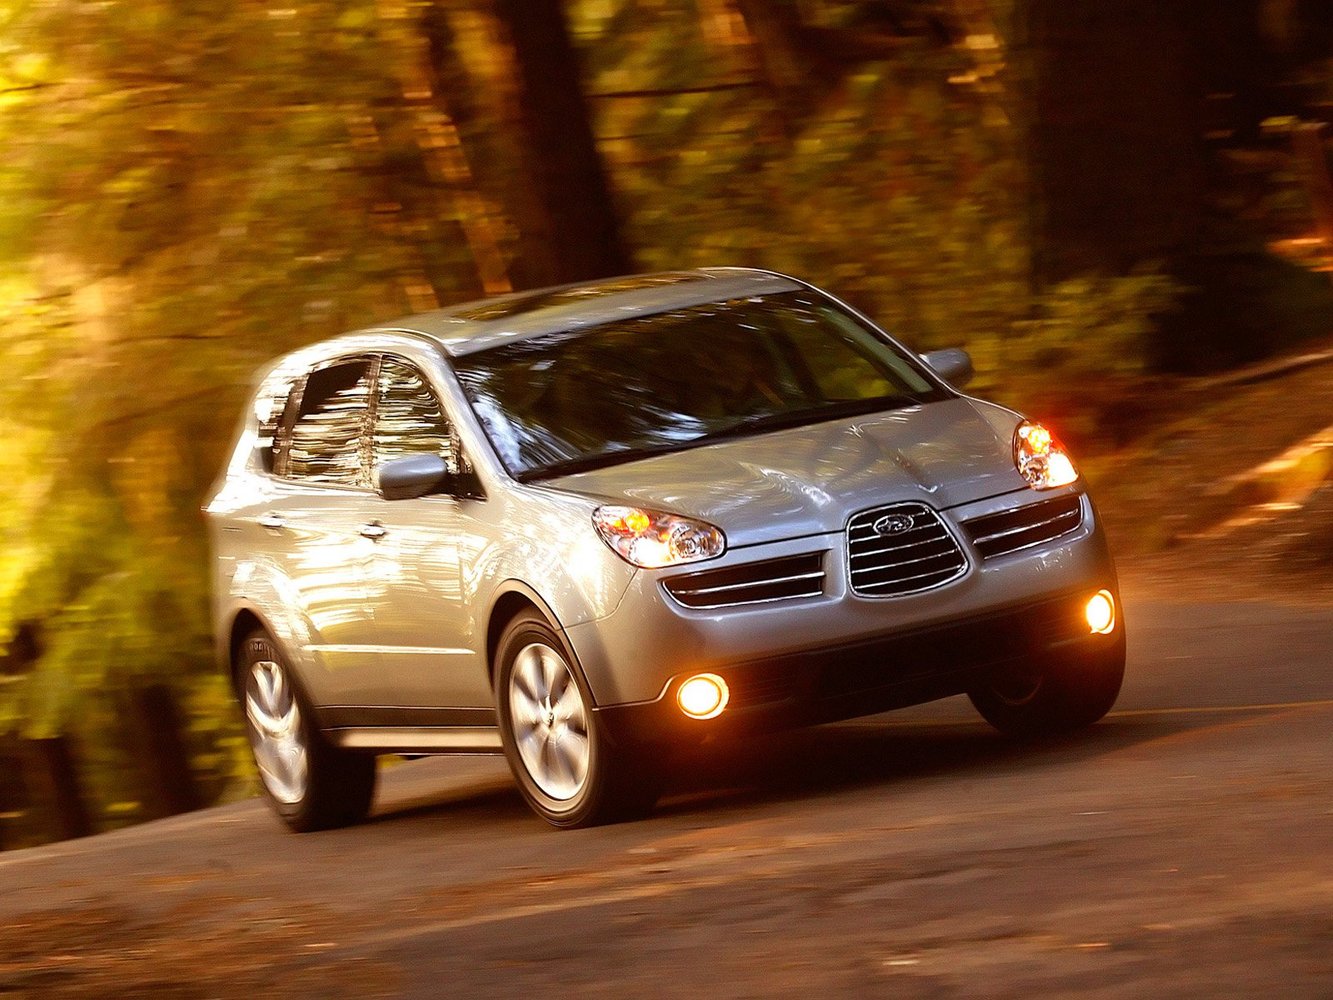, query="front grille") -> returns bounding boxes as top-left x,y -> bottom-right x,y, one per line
847,502 -> 967,597
962,493 -> 1083,559
727,668 -> 800,707
814,594 -> 1084,700
720,592 -> 1089,711
662,552 -> 826,609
